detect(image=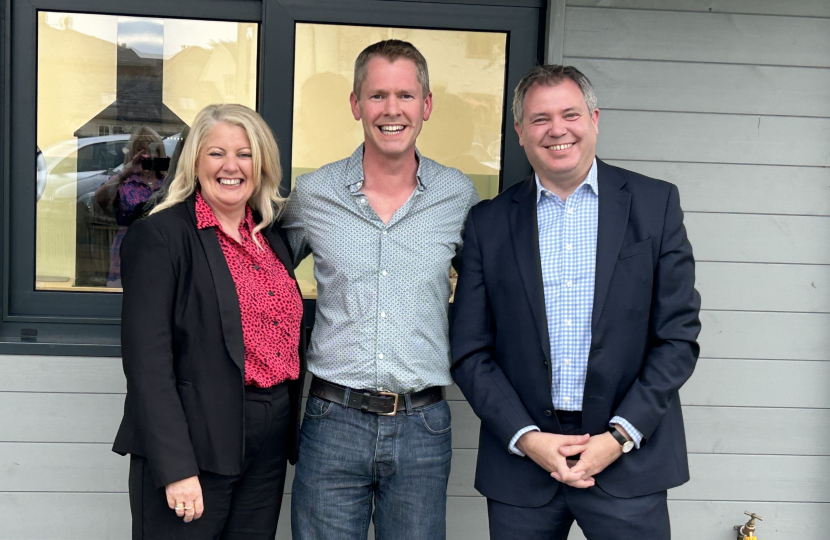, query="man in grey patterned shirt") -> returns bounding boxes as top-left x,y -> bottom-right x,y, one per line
282,40 -> 478,540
